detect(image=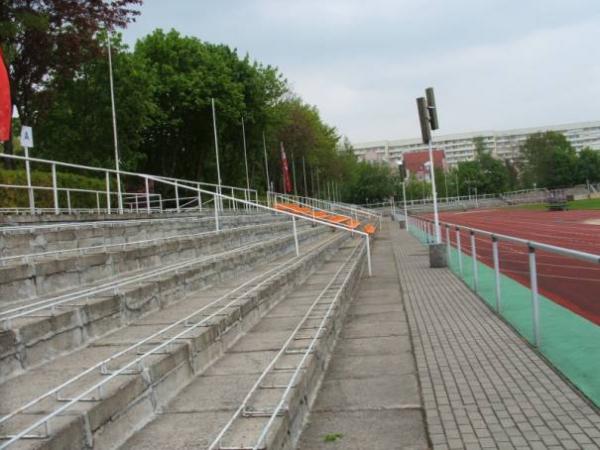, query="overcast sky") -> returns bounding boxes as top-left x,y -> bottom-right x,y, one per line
123,0 -> 600,143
